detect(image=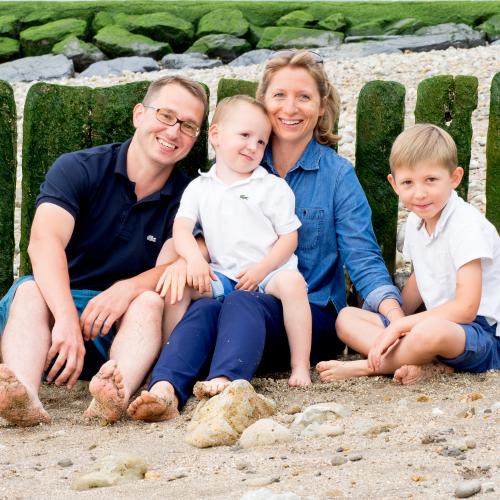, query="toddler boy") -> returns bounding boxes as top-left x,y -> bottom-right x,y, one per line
316,124 -> 499,383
